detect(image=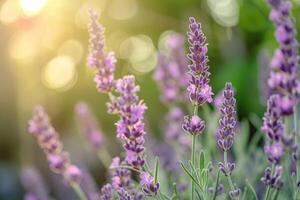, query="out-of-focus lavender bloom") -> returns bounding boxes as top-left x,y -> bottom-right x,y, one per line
24,194 -> 39,200
261,95 -> 284,141
165,107 -> 184,140
140,172 -> 159,195
28,106 -> 82,184
75,102 -> 106,150
80,169 -> 101,200
107,76 -> 147,169
267,0 -> 300,116
182,115 -> 205,135
217,83 -> 237,151
261,165 -> 283,189
100,184 -> 113,200
208,184 -> 223,195
258,49 -> 271,104
88,10 -> 116,93
154,33 -> 188,103
213,90 -> 223,110
187,17 -> 213,106
264,143 -> 284,164
21,167 -> 49,200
